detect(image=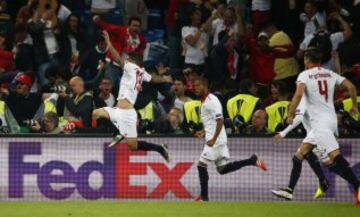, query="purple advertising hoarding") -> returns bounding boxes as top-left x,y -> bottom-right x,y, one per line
0,137 -> 359,201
